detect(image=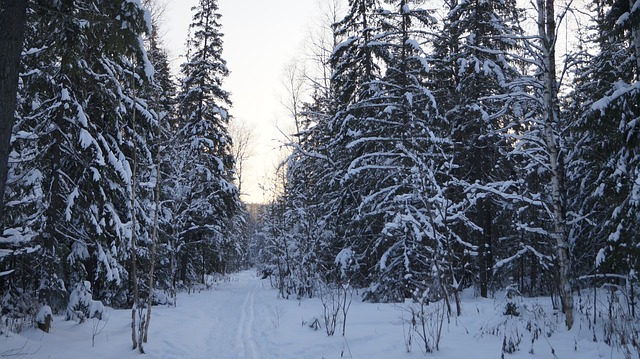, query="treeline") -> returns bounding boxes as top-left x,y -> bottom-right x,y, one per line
256,0 -> 639,331
0,0 -> 248,323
